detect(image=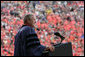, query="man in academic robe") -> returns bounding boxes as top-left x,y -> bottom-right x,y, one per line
14,14 -> 55,56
